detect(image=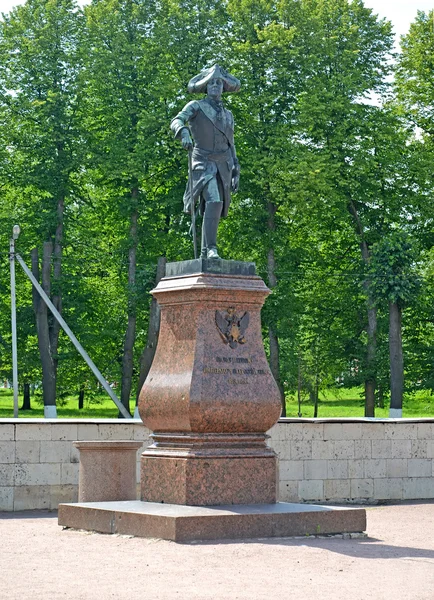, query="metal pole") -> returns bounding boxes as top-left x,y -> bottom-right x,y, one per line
15,253 -> 132,419
9,237 -> 19,418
